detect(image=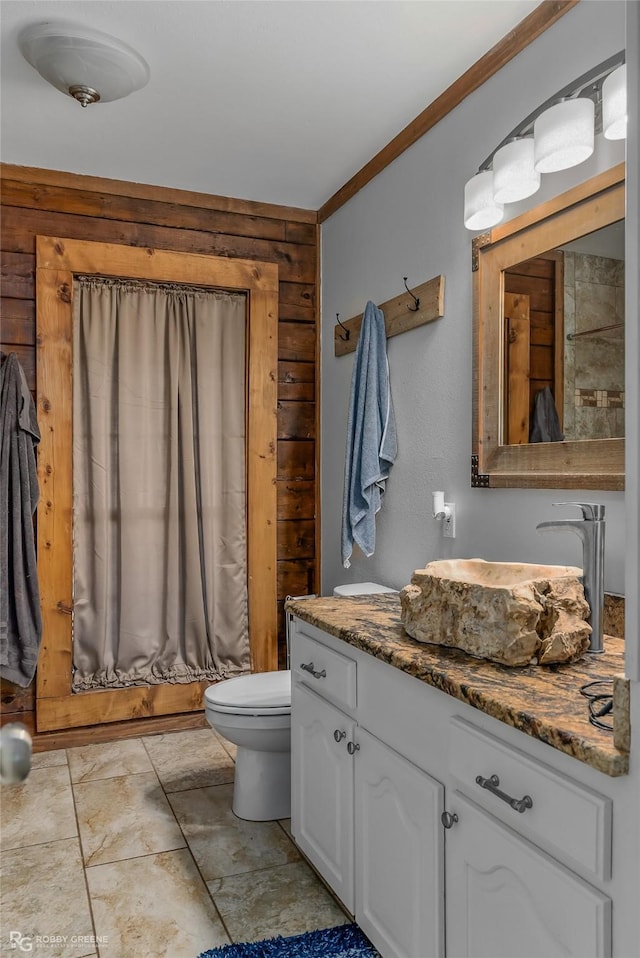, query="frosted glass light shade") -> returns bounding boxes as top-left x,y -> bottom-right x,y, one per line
492,138 -> 541,204
534,98 -> 594,173
603,64 -> 627,140
464,171 -> 504,231
19,22 -> 149,106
